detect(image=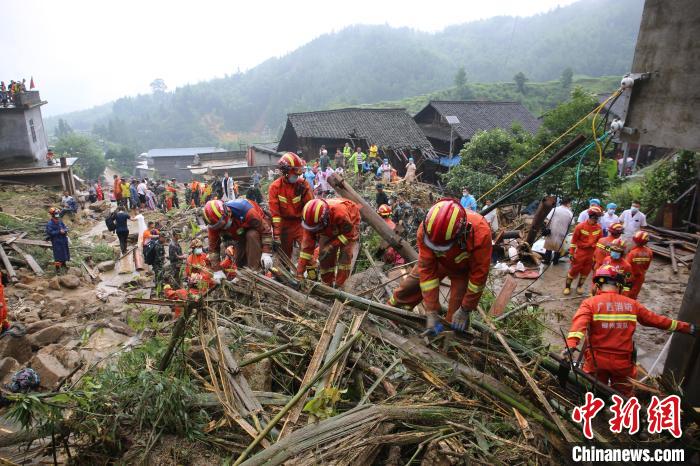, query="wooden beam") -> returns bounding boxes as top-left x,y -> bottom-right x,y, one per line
0,246 -> 17,282
490,275 -> 517,317
7,243 -> 43,275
